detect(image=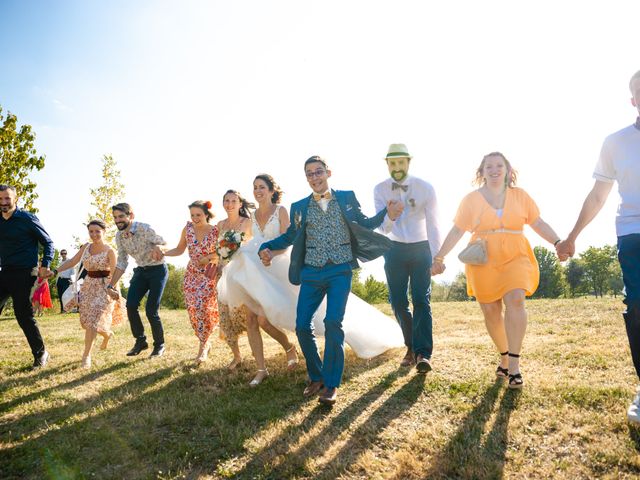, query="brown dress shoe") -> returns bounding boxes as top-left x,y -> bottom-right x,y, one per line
318,387 -> 338,406
303,381 -> 324,397
400,349 -> 415,367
